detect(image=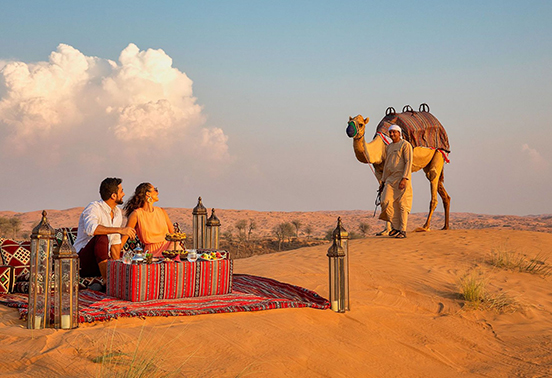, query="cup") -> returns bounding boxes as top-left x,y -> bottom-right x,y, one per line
123,250 -> 132,265
187,249 -> 198,262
